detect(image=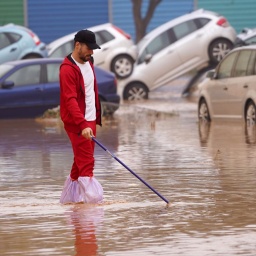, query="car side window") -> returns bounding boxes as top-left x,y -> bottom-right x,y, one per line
138,28 -> 176,64
0,33 -> 11,49
8,32 -> 21,43
6,65 -> 41,86
0,32 -> 21,50
50,41 -> 73,58
95,30 -> 114,45
247,50 -> 256,75
233,50 -> 252,77
194,18 -> 210,28
173,20 -> 198,40
46,63 -> 60,82
245,35 -> 256,45
217,52 -> 238,79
